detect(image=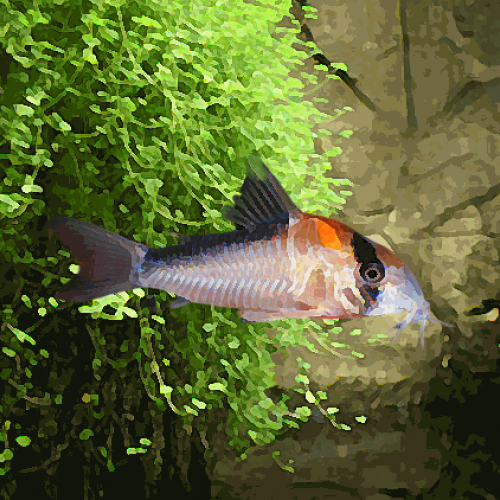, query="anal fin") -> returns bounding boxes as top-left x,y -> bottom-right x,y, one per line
239,308 -> 317,322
